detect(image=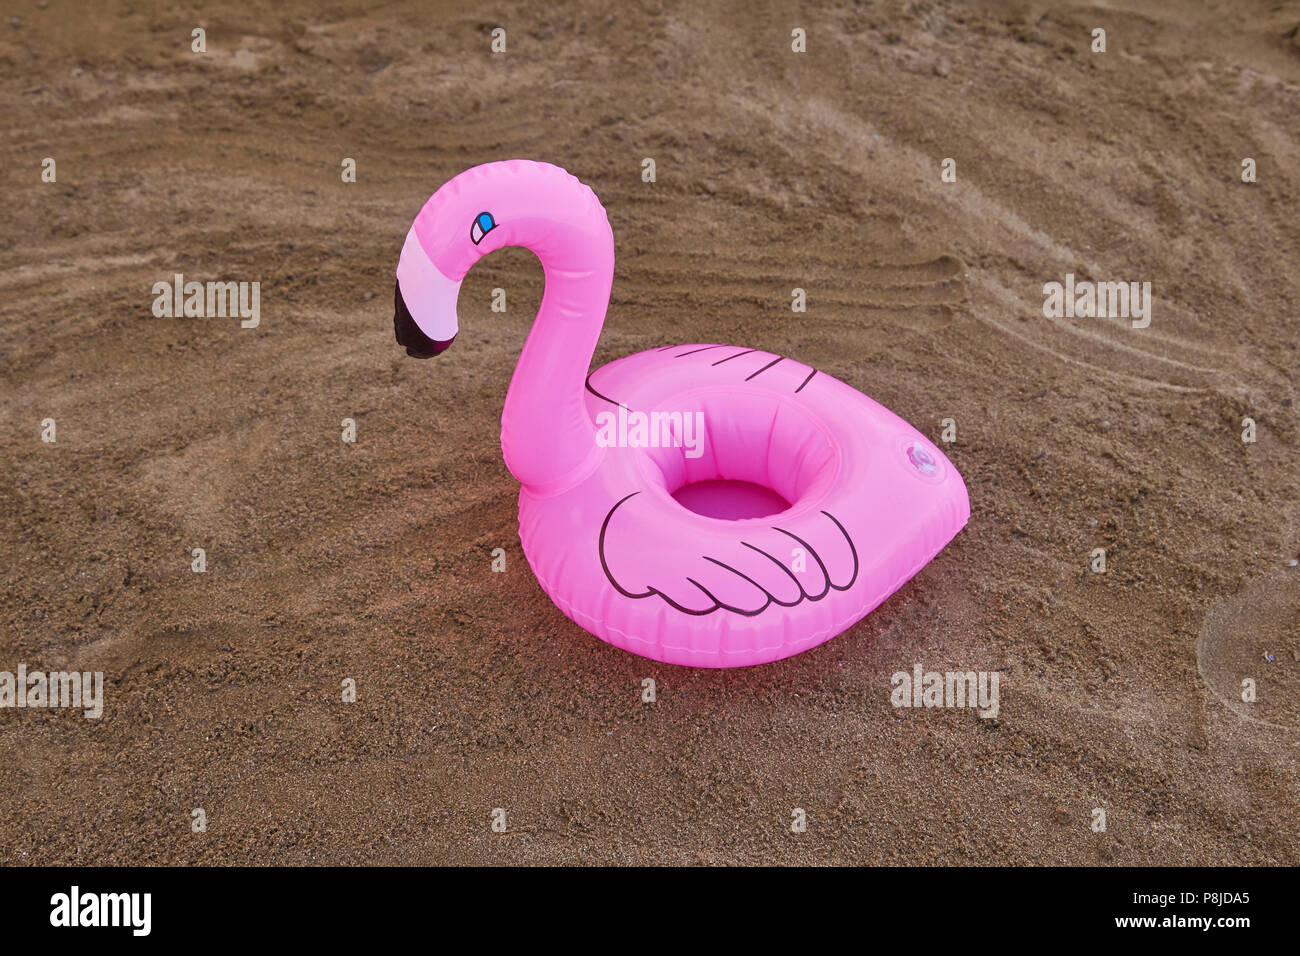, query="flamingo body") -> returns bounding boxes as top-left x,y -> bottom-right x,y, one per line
517,343 -> 968,667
